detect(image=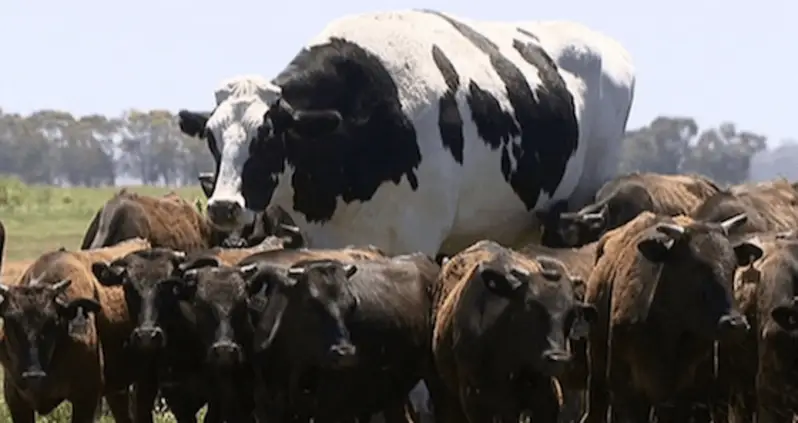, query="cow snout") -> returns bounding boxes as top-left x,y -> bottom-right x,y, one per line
207,200 -> 243,229
327,343 -> 358,368
131,327 -> 165,350
540,349 -> 572,376
209,341 -> 242,366
718,313 -> 750,335
21,370 -> 46,389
